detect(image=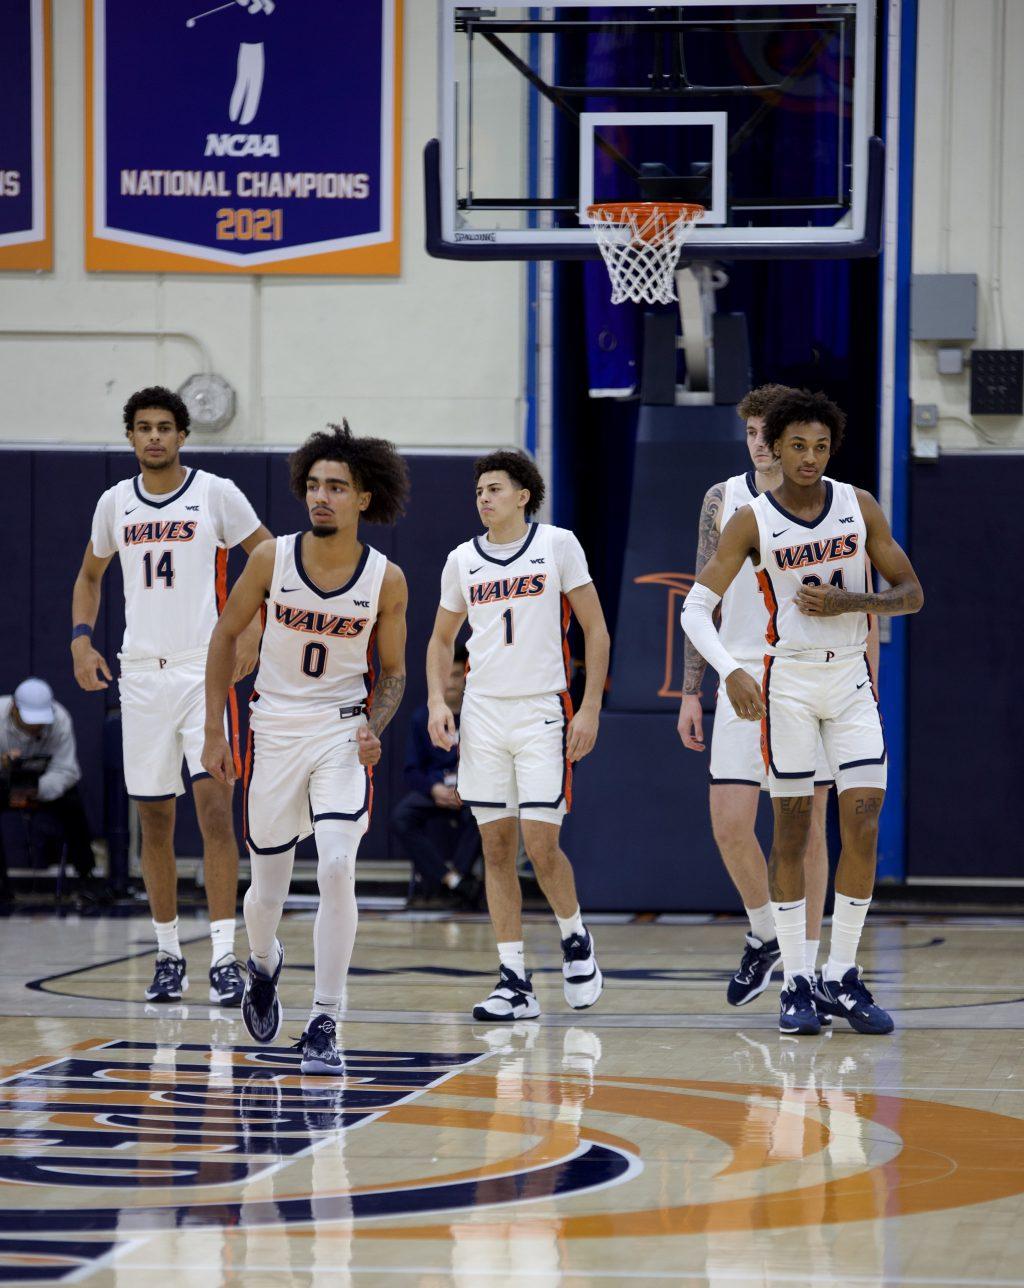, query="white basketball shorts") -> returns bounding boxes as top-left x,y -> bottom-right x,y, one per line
118,649 -> 240,800
710,661 -> 833,789
457,690 -> 573,825
760,651 -> 886,799
243,713 -> 372,855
